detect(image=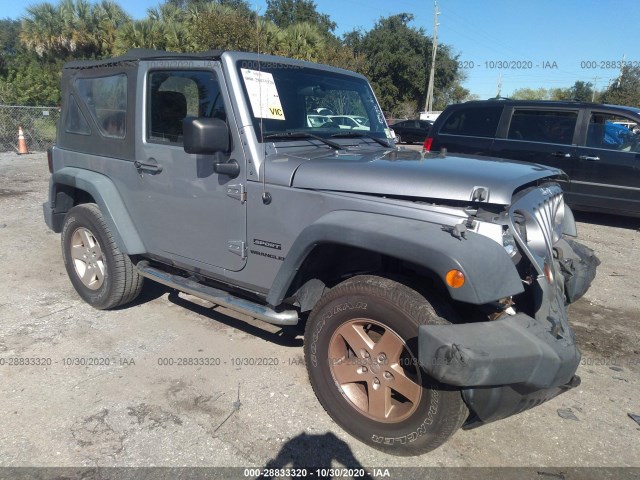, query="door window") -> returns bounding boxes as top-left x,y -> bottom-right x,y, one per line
586,113 -> 640,152
507,109 -> 577,145
147,70 -> 226,144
